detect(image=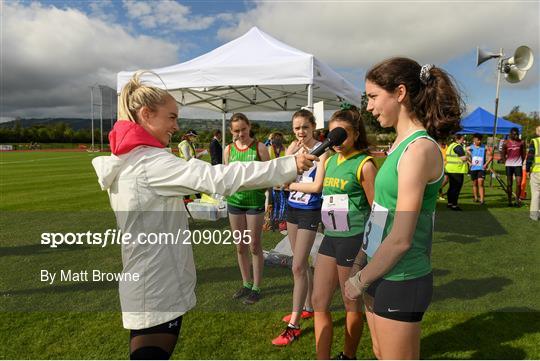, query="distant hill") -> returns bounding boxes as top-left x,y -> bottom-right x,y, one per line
0,117 -> 292,132
0,118 -> 108,131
